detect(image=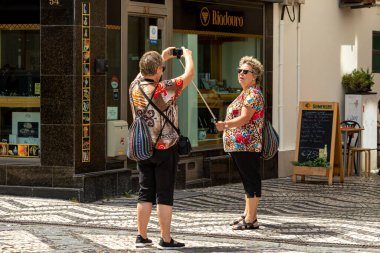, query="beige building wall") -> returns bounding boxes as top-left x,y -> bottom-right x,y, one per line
272,1 -> 380,177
